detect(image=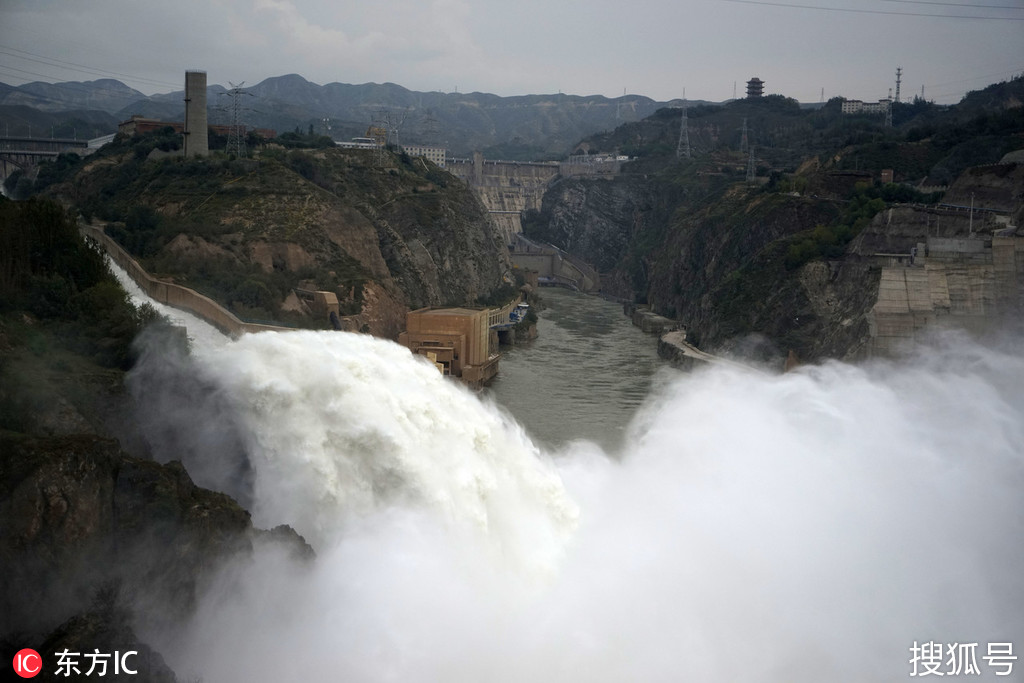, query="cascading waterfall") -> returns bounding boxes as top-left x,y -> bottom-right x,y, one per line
110,261 -> 1024,682
191,330 -> 580,572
